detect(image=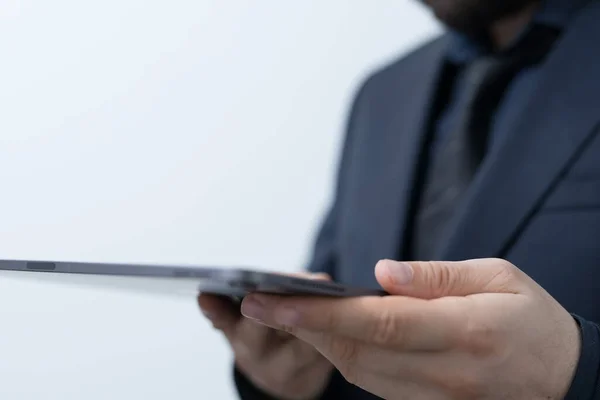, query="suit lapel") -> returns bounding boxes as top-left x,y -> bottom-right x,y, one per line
438,1 -> 600,261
